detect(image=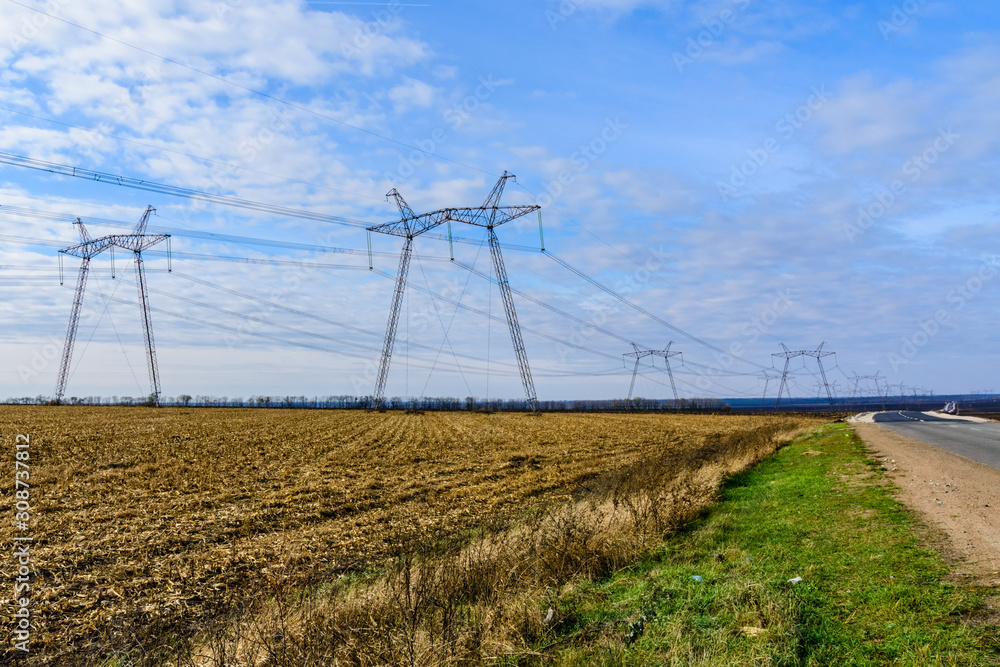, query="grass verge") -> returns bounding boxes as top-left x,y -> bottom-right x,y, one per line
533,423 -> 1000,665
